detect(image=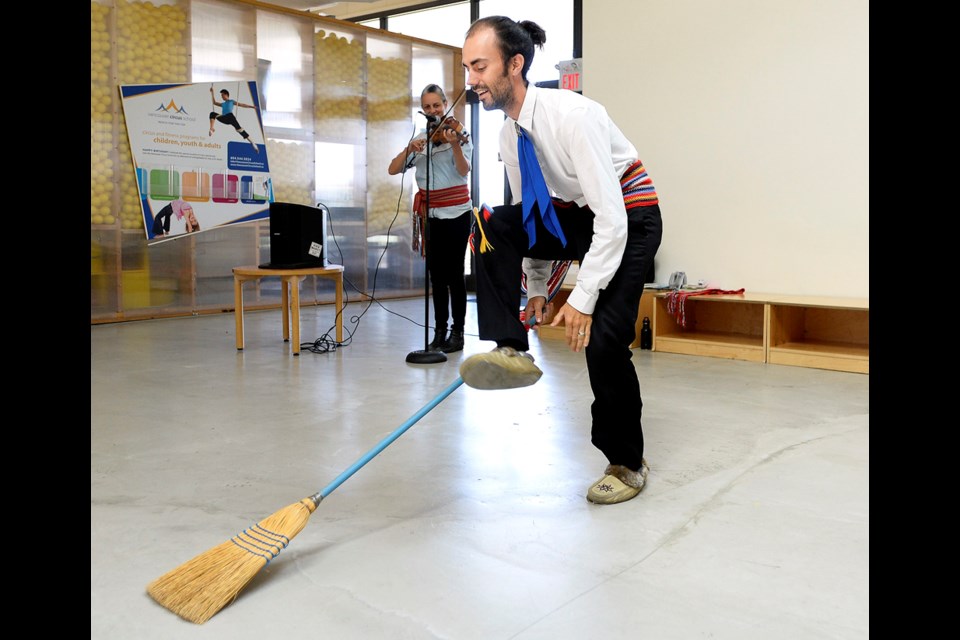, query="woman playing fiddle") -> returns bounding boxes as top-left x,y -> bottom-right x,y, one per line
389,83 -> 474,353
